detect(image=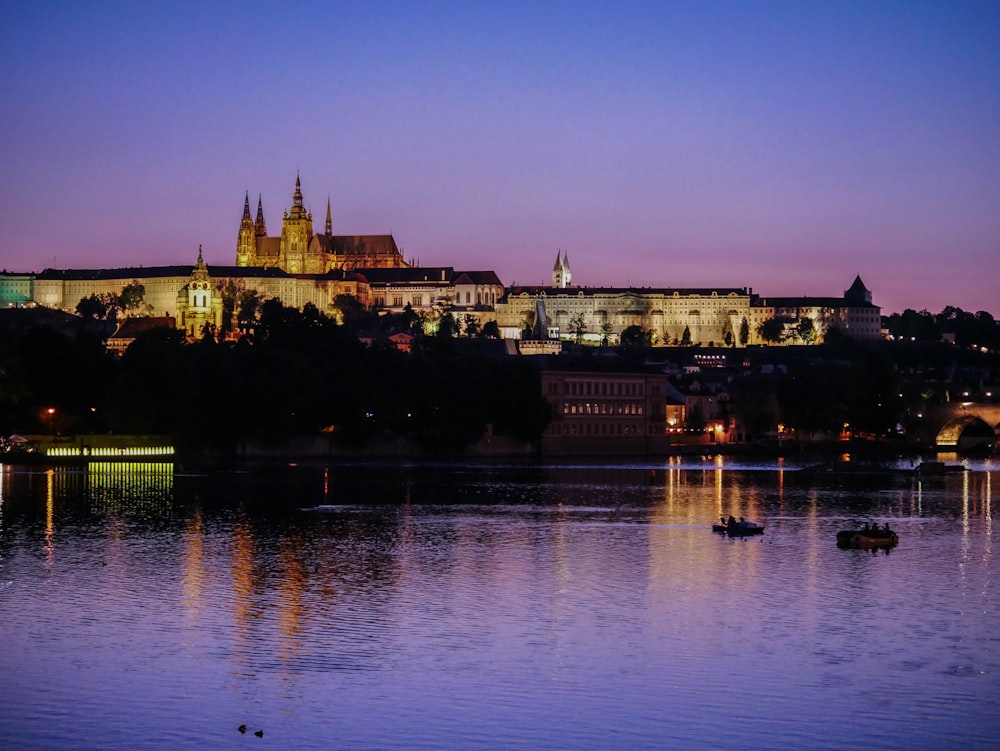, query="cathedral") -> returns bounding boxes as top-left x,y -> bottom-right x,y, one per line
235,175 -> 410,274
